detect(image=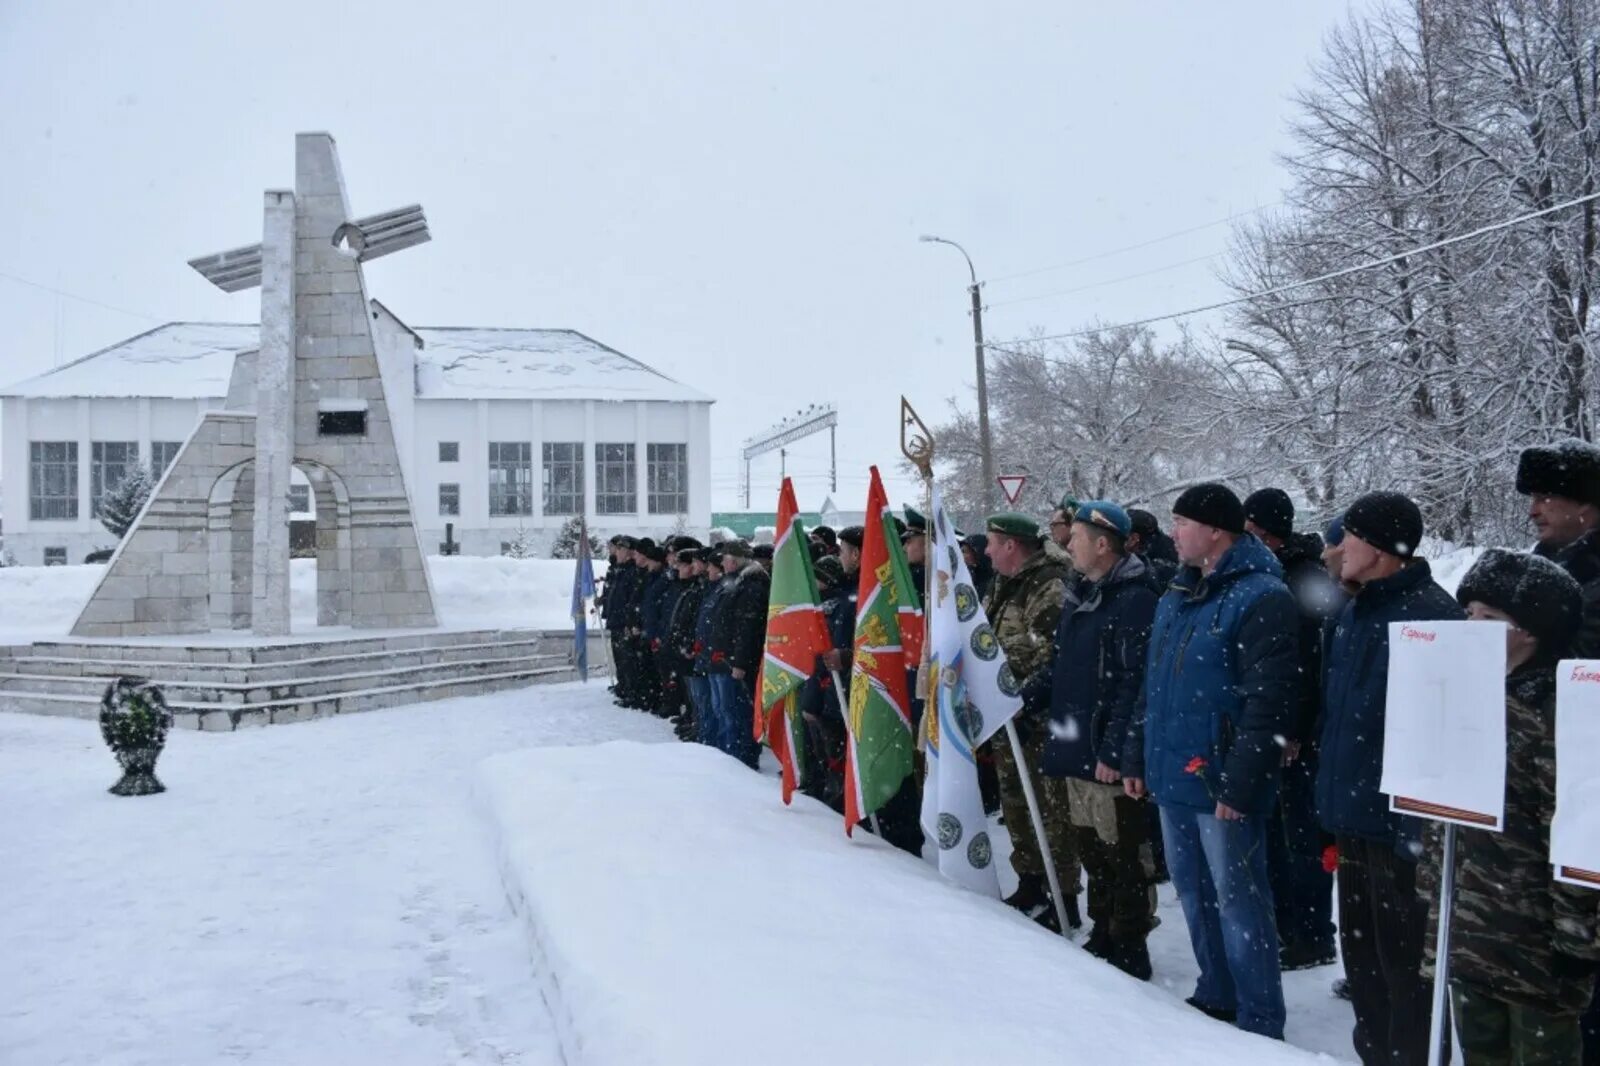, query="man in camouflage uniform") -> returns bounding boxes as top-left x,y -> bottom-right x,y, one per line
1422,549 -> 1600,1065
984,512 -> 1081,931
